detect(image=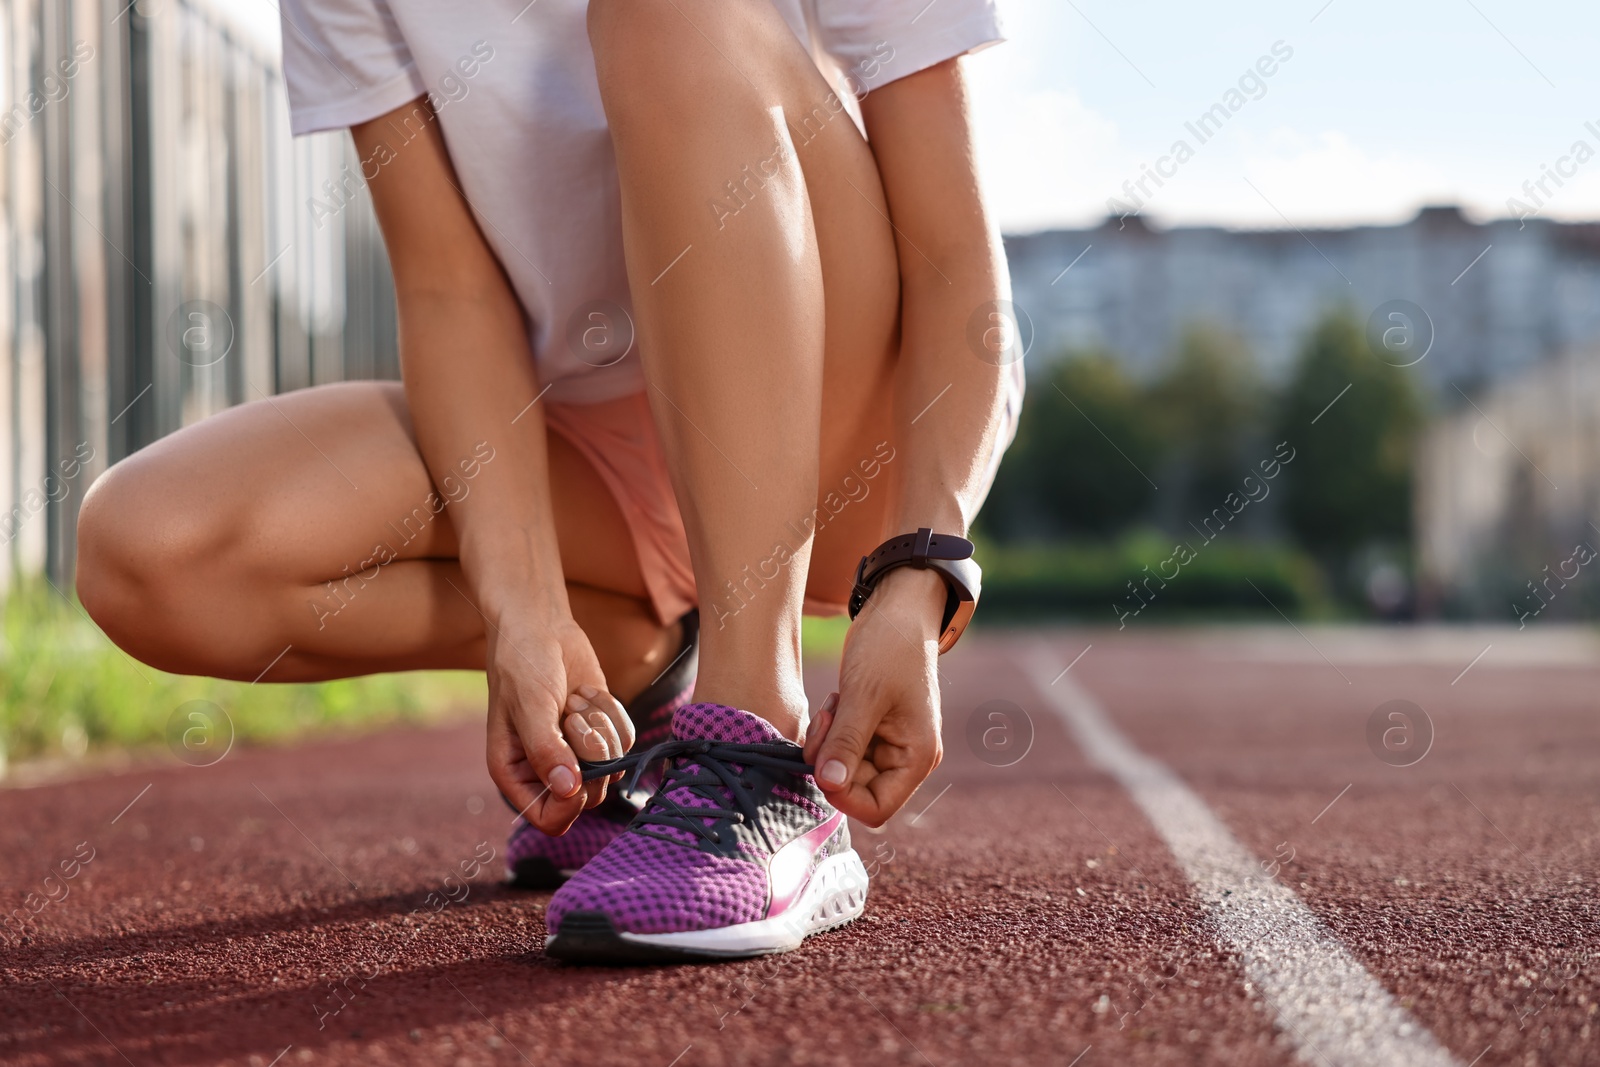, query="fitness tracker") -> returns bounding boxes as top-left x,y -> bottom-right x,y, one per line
848,528 -> 981,654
